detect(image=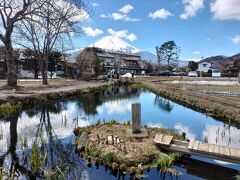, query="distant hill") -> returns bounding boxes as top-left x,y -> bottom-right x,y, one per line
199,53 -> 240,72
